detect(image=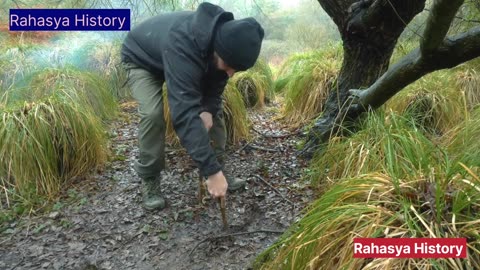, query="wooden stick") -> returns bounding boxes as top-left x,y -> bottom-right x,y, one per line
247,144 -> 279,152
198,173 -> 206,204
254,175 -> 295,206
219,197 -> 227,229
251,126 -> 299,138
236,141 -> 251,153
